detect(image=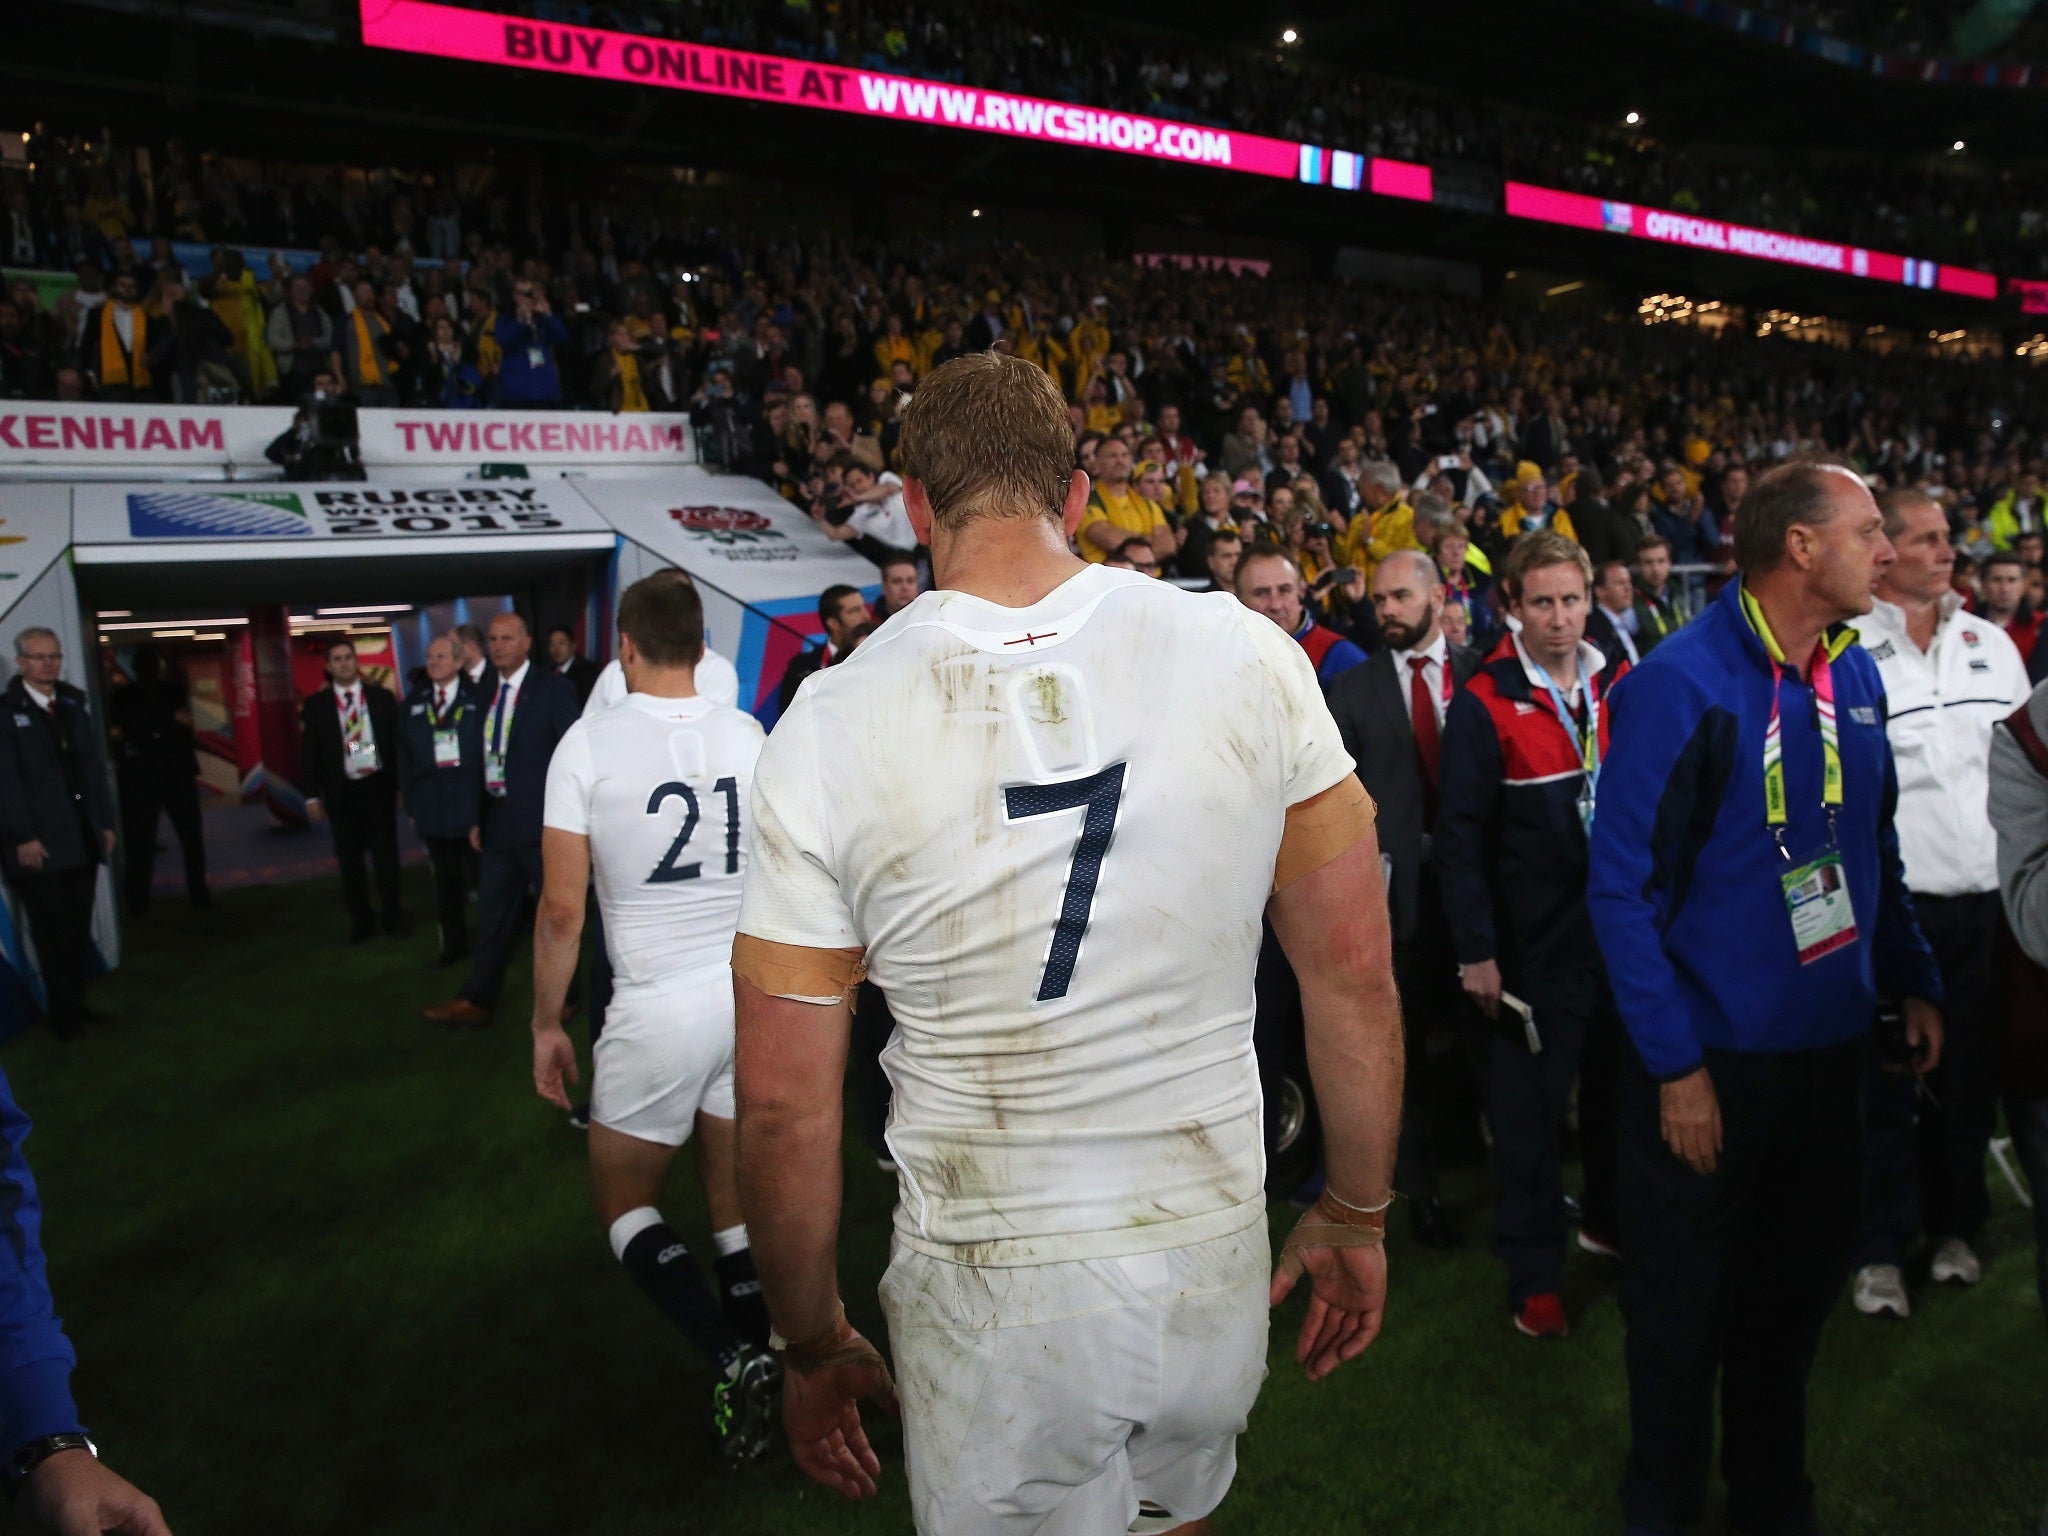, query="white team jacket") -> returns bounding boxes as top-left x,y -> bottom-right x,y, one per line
1851,593 -> 2031,896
